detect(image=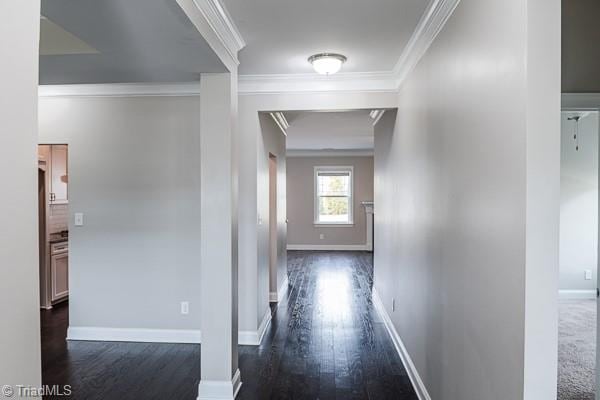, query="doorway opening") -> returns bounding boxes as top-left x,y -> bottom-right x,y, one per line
37,144 -> 70,361
557,110 -> 599,400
